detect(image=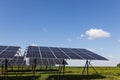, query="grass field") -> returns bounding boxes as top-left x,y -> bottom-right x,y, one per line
0,66 -> 120,80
